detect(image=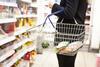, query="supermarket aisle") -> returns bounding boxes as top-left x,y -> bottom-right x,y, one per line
32,49 -> 58,67
32,49 -> 96,67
